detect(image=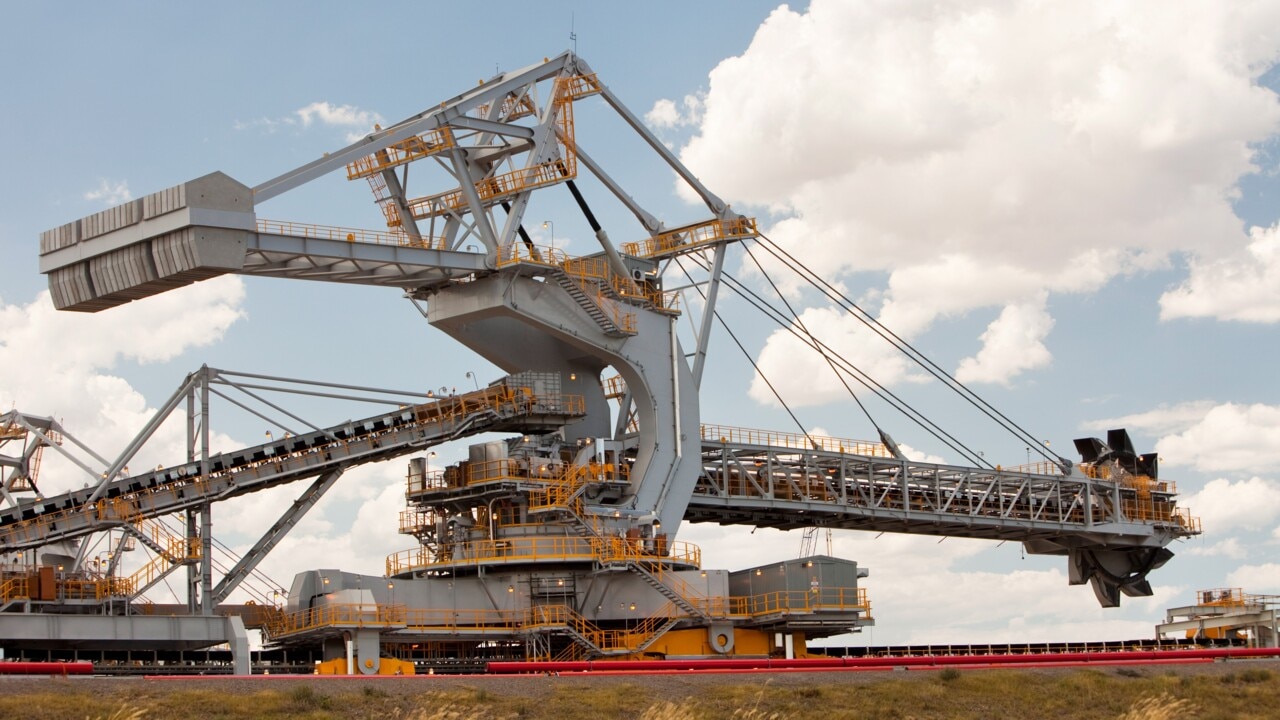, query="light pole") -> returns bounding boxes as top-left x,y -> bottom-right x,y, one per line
542,220 -> 554,248
465,371 -> 480,391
